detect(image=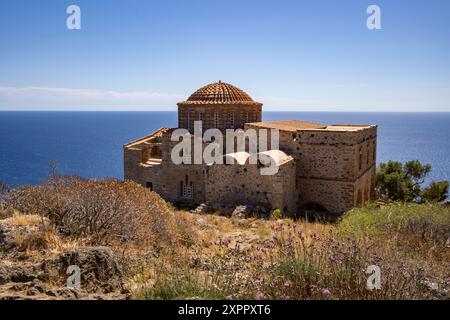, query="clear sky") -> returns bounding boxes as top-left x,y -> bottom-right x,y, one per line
0,0 -> 449,111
